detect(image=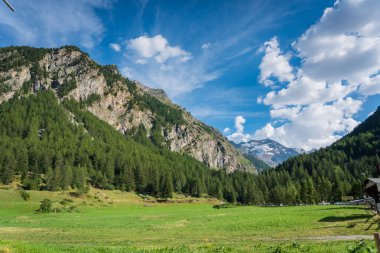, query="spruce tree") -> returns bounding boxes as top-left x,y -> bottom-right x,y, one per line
161,172 -> 174,199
